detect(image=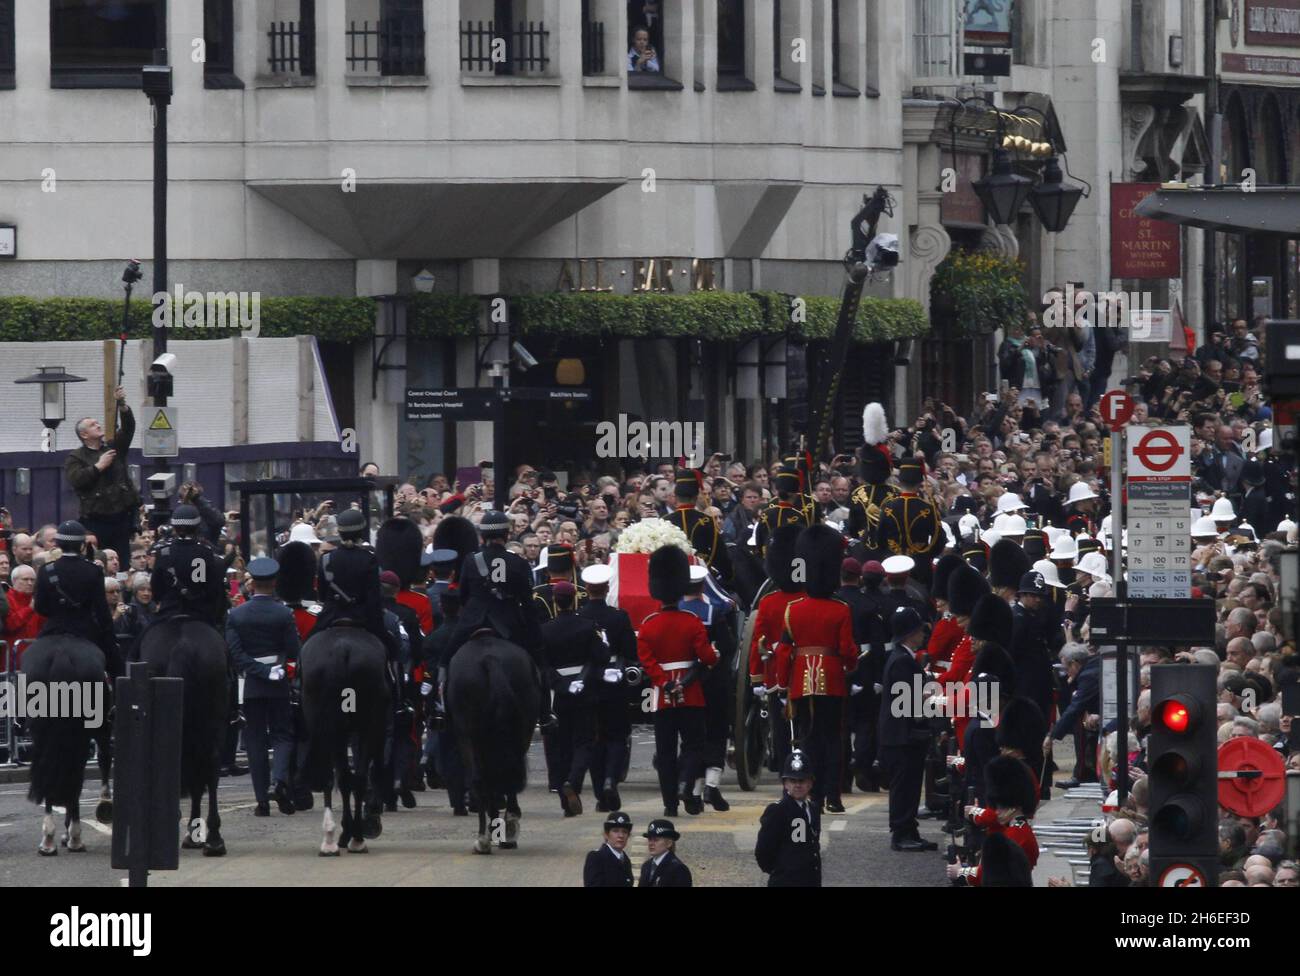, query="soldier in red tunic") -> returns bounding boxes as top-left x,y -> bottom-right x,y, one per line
946,754 -> 1040,886
774,525 -> 857,813
637,546 -> 719,817
746,524 -> 806,770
